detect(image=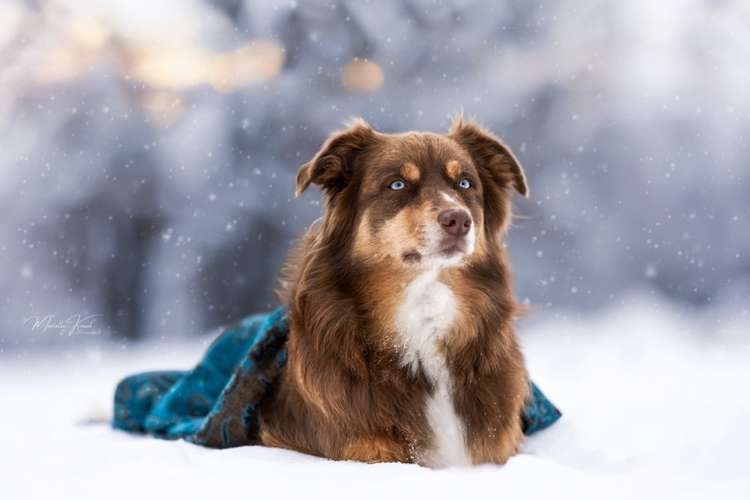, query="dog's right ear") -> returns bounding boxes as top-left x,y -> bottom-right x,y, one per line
295,119 -> 375,197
